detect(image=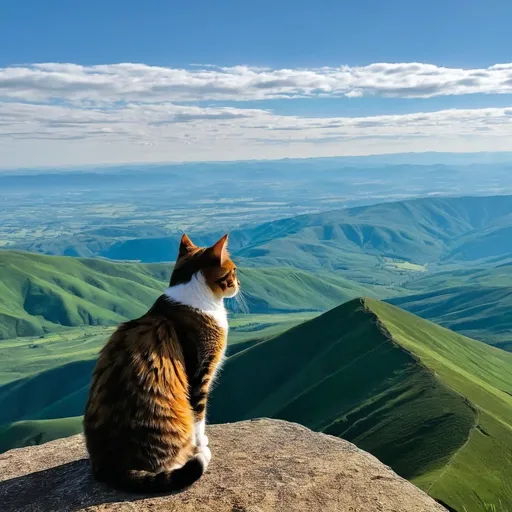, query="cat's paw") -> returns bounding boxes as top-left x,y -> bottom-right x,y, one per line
196,444 -> 212,465
196,434 -> 209,447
